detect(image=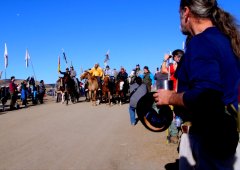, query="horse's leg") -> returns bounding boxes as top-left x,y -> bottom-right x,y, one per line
93,90 -> 97,106
108,91 -> 111,106
65,92 -> 69,105
61,92 -> 65,104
